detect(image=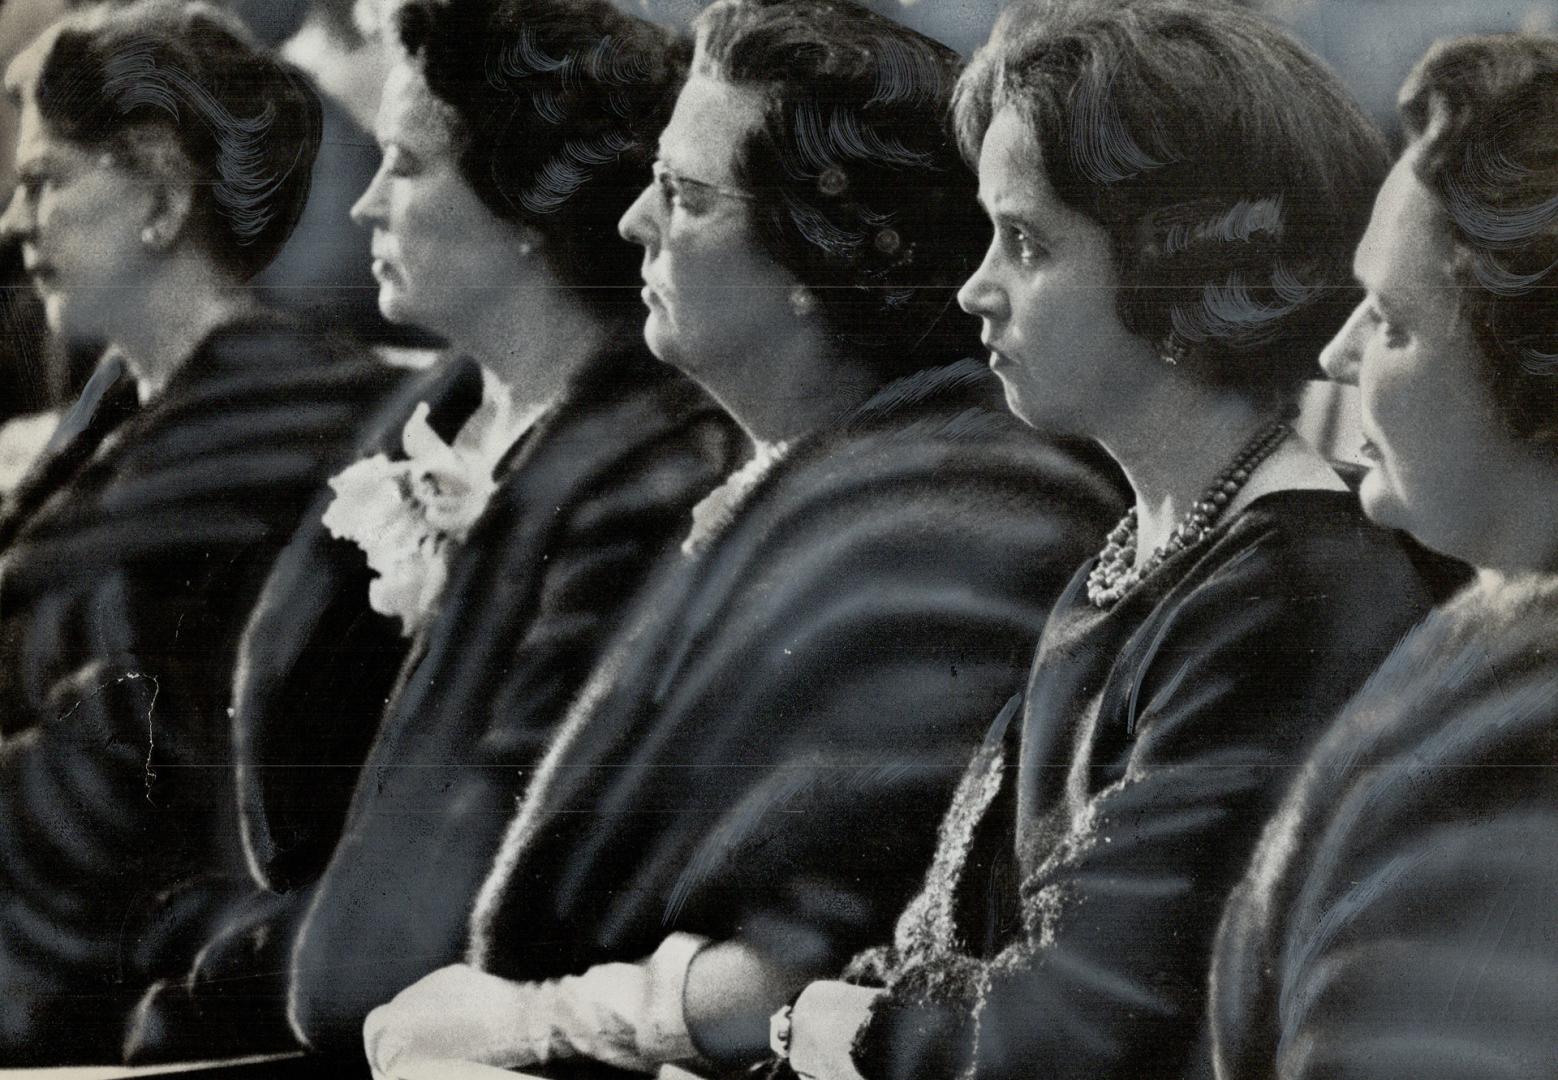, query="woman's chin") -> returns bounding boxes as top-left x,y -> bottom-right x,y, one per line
642,313 -> 685,369
40,294 -> 68,336
1357,470 -> 1410,534
376,288 -> 436,334
998,379 -> 1033,426
375,286 -> 406,325
42,295 -> 98,347
1000,382 -> 1066,435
